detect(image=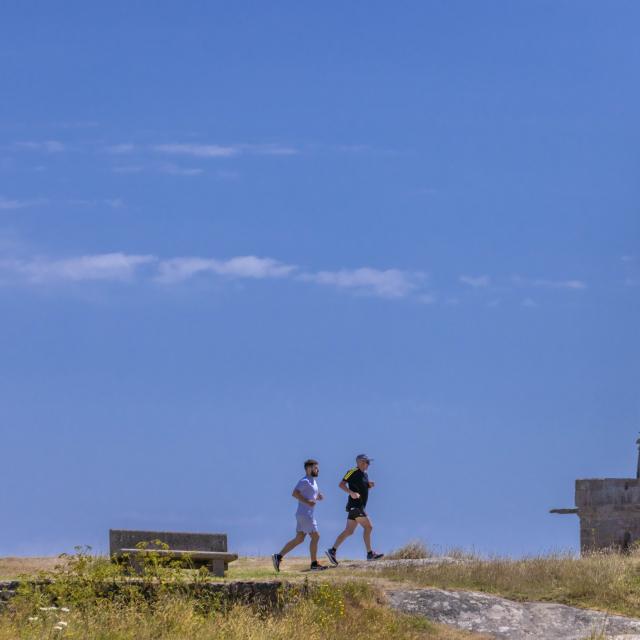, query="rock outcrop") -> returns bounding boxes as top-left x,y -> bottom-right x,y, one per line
387,588 -> 640,640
